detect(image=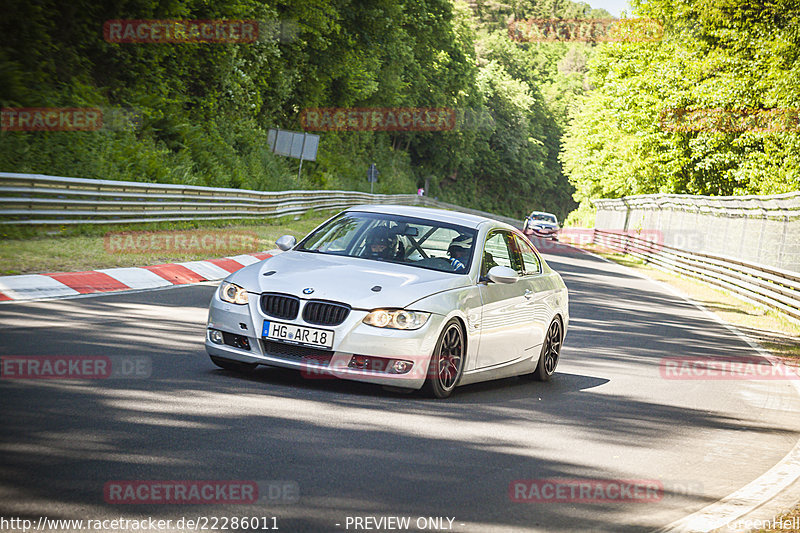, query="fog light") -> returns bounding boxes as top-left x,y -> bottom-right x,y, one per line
391,360 -> 413,374
209,329 -> 224,344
